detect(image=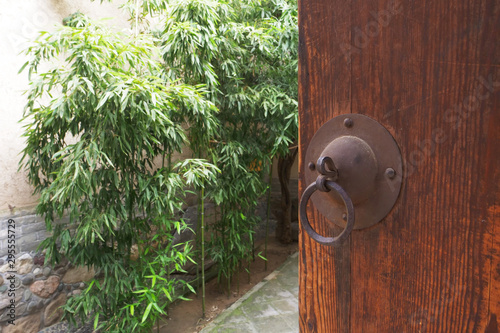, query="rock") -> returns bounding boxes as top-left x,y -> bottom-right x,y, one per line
23,289 -> 32,302
62,266 -> 94,284
16,301 -> 28,317
43,293 -> 67,327
129,244 -> 139,261
42,267 -> 52,277
27,297 -> 42,313
0,274 -> 4,285
0,285 -> 7,293
0,302 -> 27,322
0,298 -> 10,311
58,283 -> 64,292
22,273 -> 34,285
38,321 -> 69,333
79,282 -> 85,289
0,254 -> 33,275
30,276 -> 60,298
55,267 -> 67,276
72,289 -> 81,296
13,276 -> 22,289
54,257 -> 68,269
3,313 -> 41,333
16,254 -> 33,275
0,259 -> 4,265
0,263 -> 10,273
33,254 -> 45,266
33,268 -> 42,276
